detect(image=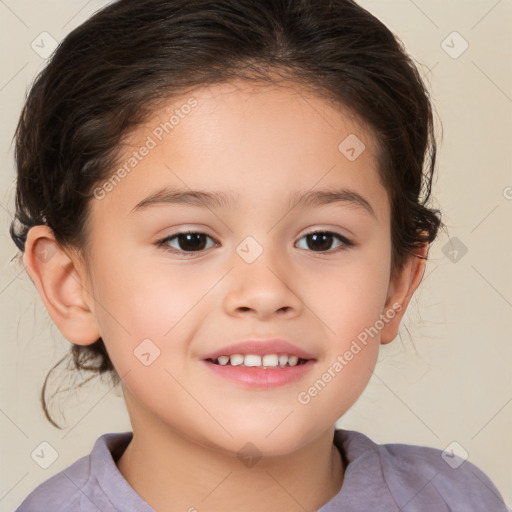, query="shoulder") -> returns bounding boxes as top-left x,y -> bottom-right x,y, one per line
335,429 -> 508,511
15,432 -> 135,512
